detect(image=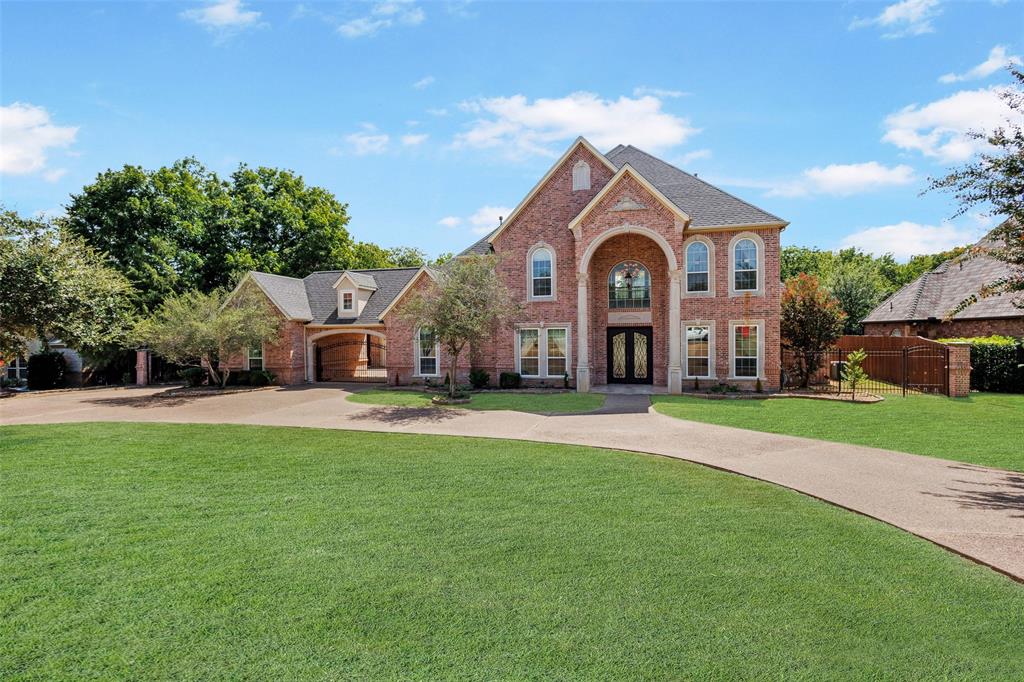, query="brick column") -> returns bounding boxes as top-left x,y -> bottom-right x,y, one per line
946,342 -> 971,398
135,349 -> 149,386
576,271 -> 590,392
